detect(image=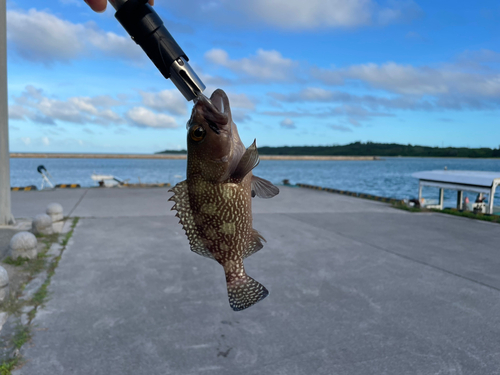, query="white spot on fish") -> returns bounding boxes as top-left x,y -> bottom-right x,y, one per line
221,222 -> 235,235
201,203 -> 217,215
